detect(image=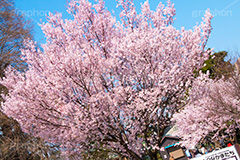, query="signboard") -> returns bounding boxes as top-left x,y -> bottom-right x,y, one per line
192,145 -> 240,160
169,148 -> 185,159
